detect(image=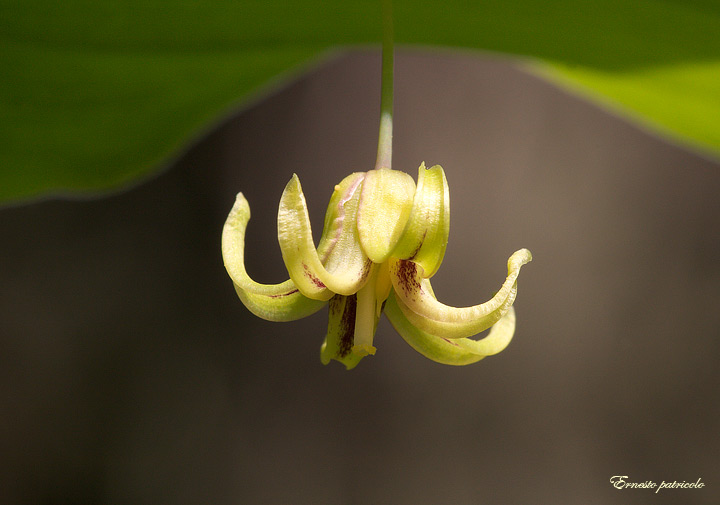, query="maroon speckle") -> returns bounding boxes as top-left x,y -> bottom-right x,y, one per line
408,230 -> 428,261
329,294 -> 357,358
302,262 -> 326,289
269,288 -> 299,299
358,259 -> 372,282
396,260 -> 421,300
